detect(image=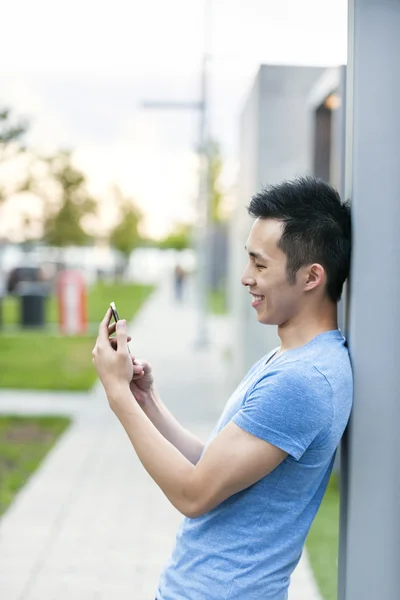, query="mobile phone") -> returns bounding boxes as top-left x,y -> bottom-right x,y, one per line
109,301 -> 131,354
110,301 -> 120,323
